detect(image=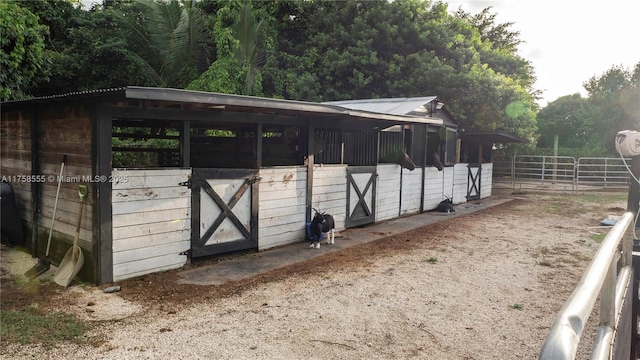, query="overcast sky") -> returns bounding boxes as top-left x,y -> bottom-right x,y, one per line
447,0 -> 640,106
